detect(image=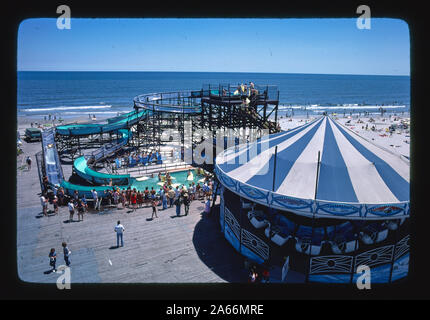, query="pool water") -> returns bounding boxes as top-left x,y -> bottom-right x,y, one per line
128,169 -> 205,191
